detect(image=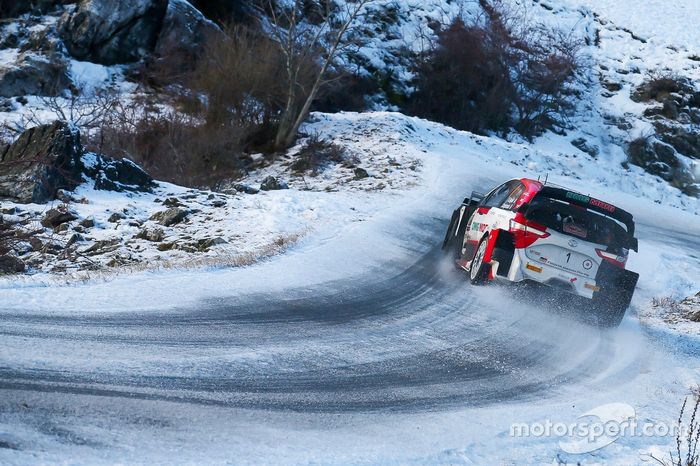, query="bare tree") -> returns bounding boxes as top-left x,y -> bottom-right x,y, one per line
264,0 -> 373,150
1,87 -> 120,143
